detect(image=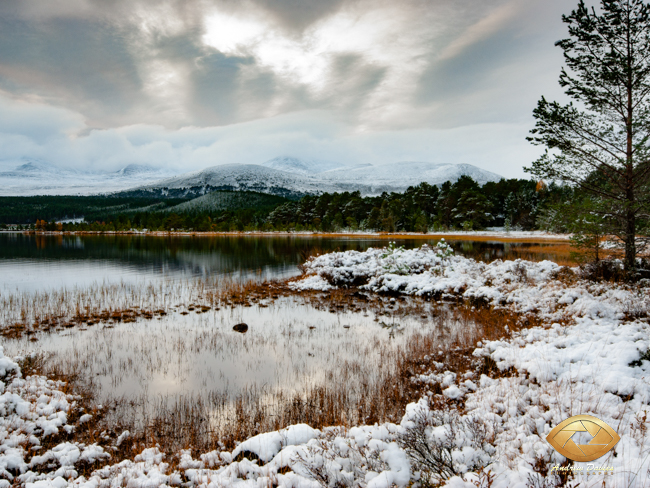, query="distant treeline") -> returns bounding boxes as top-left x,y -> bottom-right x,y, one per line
266,177 -> 571,232
1,177 -> 573,233
0,196 -> 188,225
